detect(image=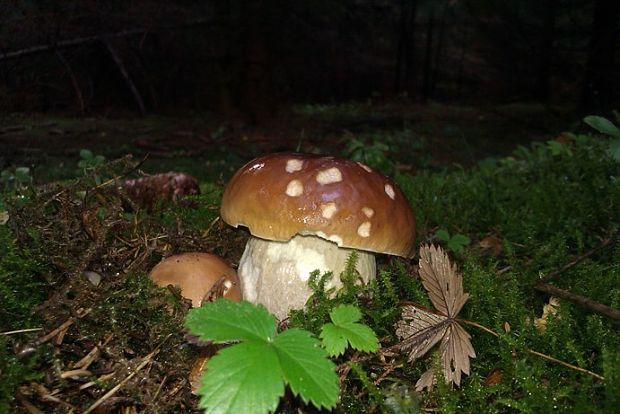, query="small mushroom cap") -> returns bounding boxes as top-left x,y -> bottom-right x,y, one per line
220,153 -> 415,257
149,252 -> 242,307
